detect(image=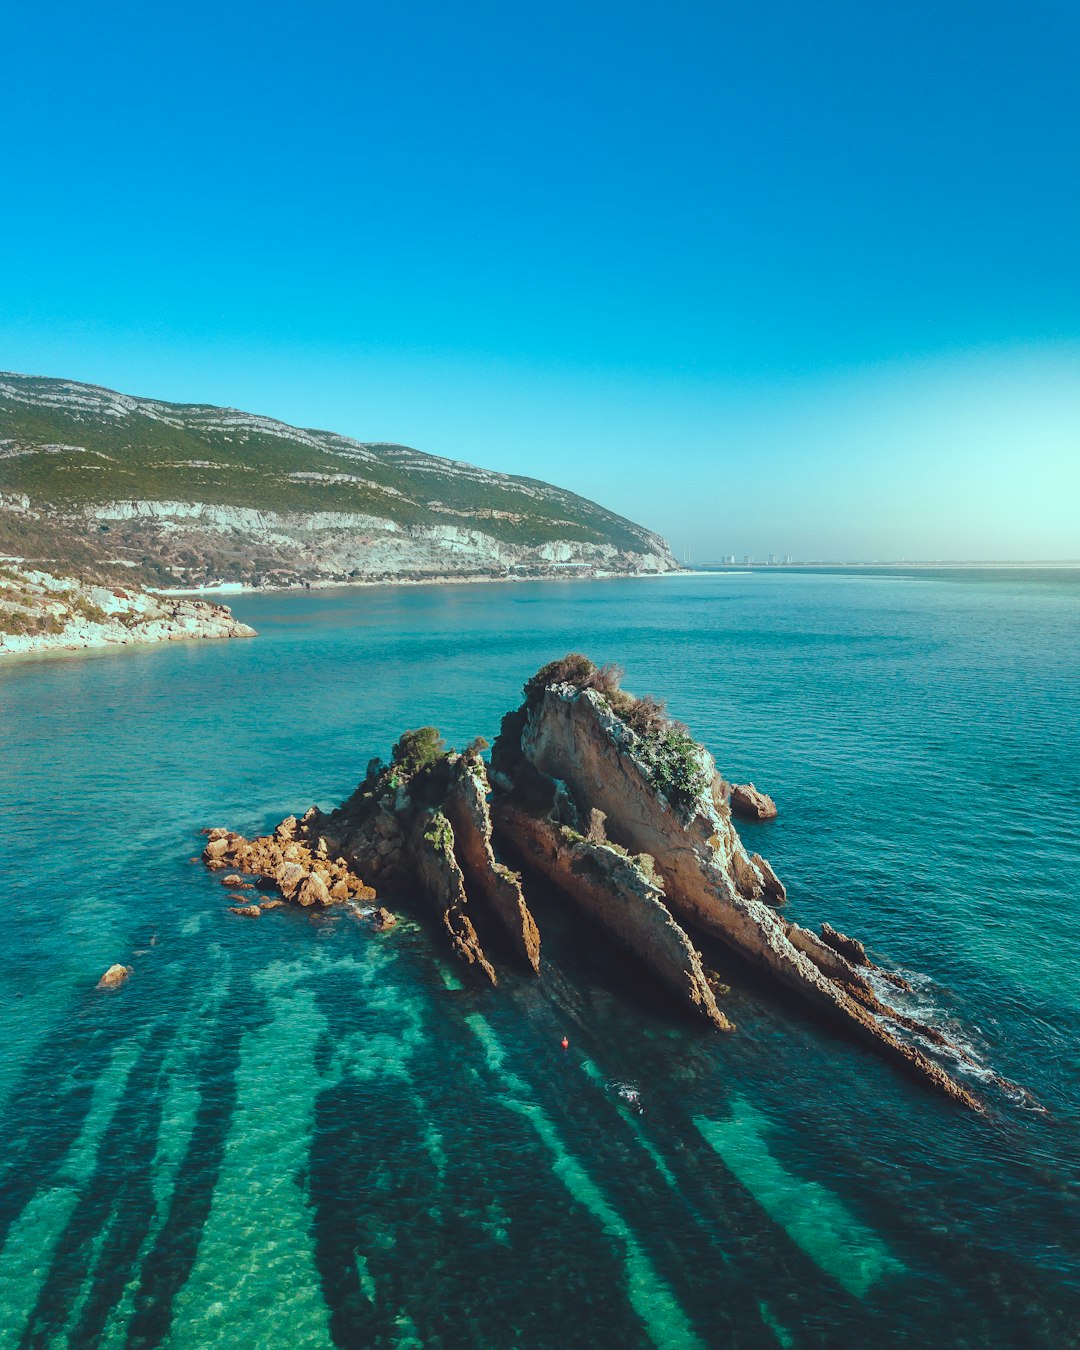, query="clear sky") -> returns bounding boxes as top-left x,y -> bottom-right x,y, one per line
2,0 -> 1077,560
